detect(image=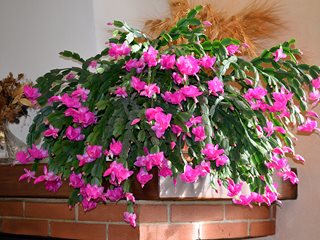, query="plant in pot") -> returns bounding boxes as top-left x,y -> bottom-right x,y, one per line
16,6 -> 319,227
